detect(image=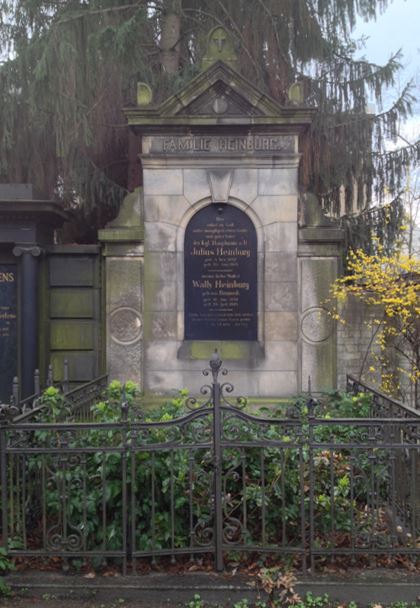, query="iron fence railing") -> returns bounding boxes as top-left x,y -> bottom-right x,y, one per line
0,355 -> 419,573
347,374 -> 420,418
0,362 -> 108,423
